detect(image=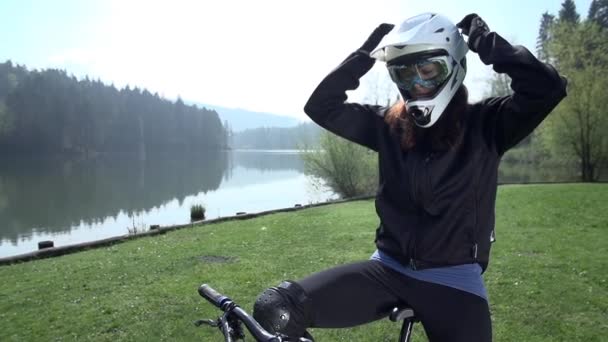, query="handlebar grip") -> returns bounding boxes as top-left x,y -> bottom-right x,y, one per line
199,284 -> 230,309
